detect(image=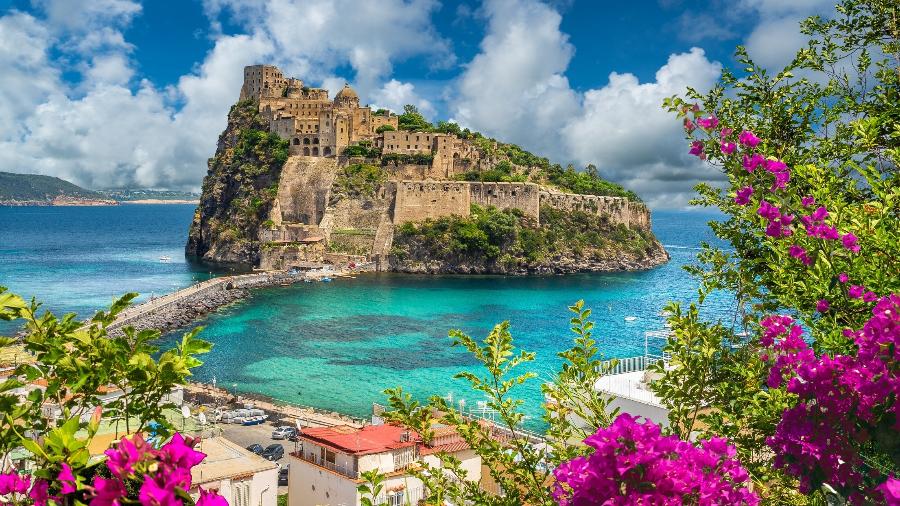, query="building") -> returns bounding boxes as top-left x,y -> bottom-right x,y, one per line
190,437 -> 279,506
240,64 -> 399,159
287,422 -> 484,506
